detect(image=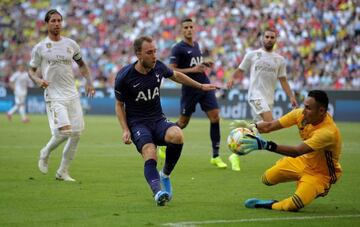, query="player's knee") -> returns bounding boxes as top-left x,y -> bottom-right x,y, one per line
166,126 -> 184,144
208,113 -> 220,123
57,129 -> 72,138
70,131 -> 81,140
